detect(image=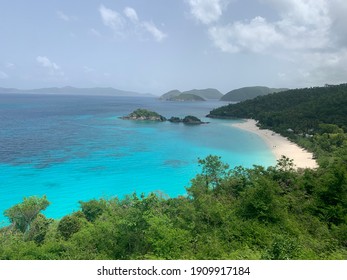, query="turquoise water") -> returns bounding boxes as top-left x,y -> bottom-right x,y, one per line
0,94 -> 275,224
